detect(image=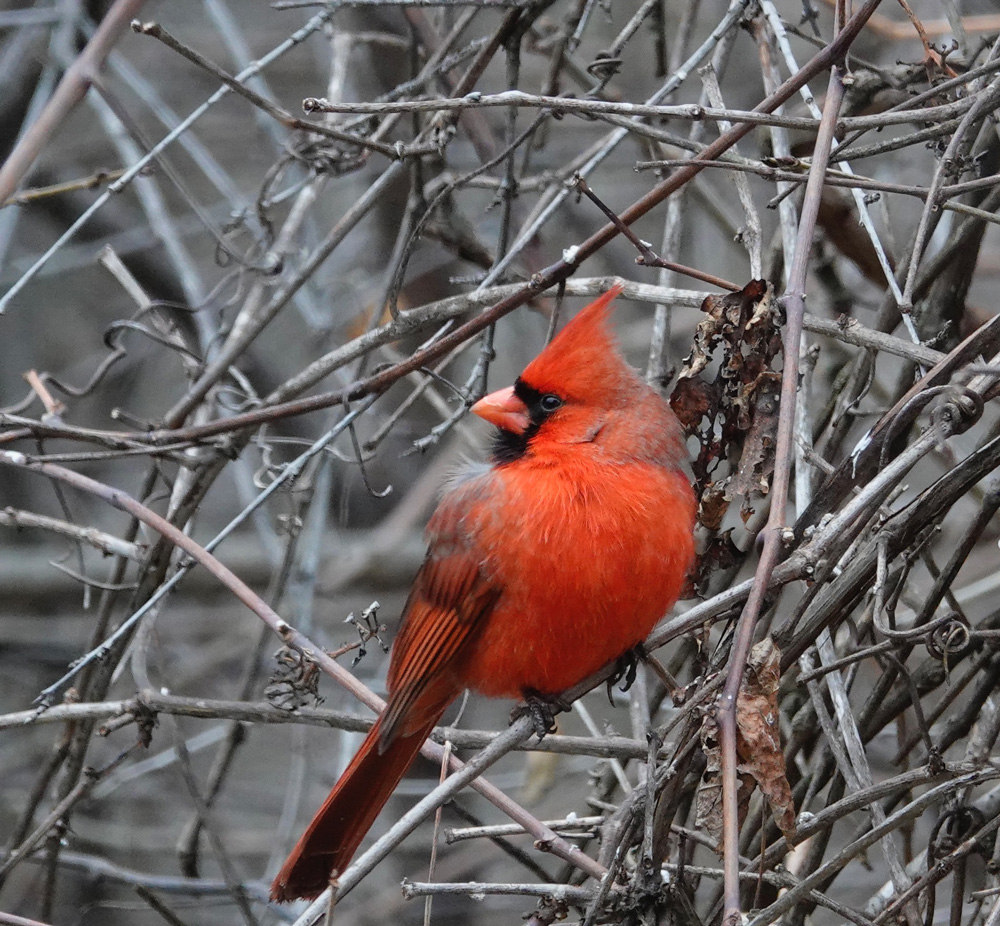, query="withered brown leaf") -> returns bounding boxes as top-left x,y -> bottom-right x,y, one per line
736,638 -> 796,840
696,637 -> 795,849
669,279 -> 782,587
